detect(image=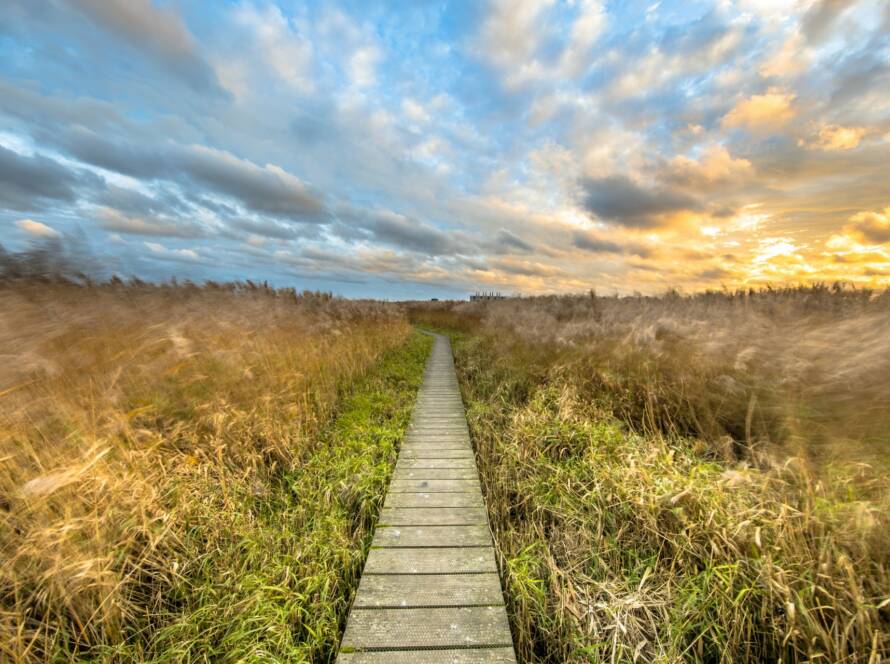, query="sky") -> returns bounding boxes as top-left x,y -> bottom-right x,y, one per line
1,0 -> 889,298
